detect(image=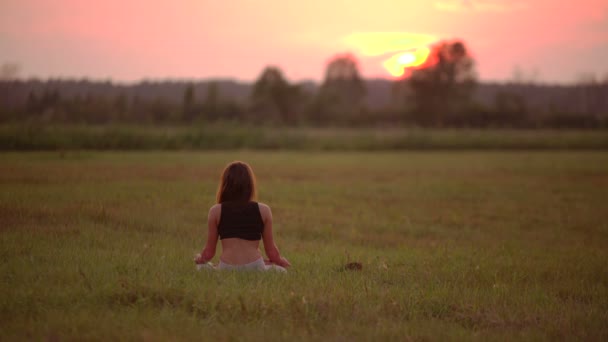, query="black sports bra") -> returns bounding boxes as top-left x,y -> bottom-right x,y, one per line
217,201 -> 264,241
